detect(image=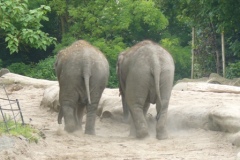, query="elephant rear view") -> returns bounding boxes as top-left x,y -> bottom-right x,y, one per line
55,40 -> 109,135
117,40 -> 175,140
